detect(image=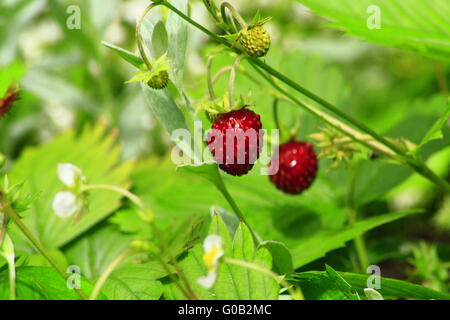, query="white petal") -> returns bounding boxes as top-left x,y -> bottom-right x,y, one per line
203,234 -> 222,252
52,191 -> 78,218
57,163 -> 82,187
197,271 -> 217,289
